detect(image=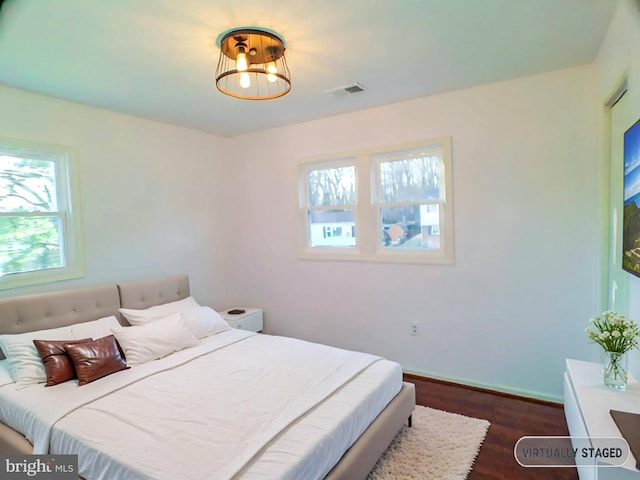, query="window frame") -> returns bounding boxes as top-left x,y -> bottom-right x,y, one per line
297,137 -> 454,264
0,139 -> 84,290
